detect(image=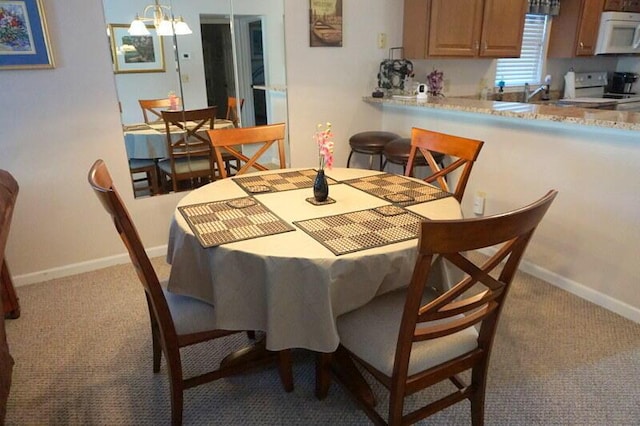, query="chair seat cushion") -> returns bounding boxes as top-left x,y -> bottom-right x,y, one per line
158,157 -> 212,175
337,288 -> 478,377
162,285 -> 218,336
129,158 -> 156,169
